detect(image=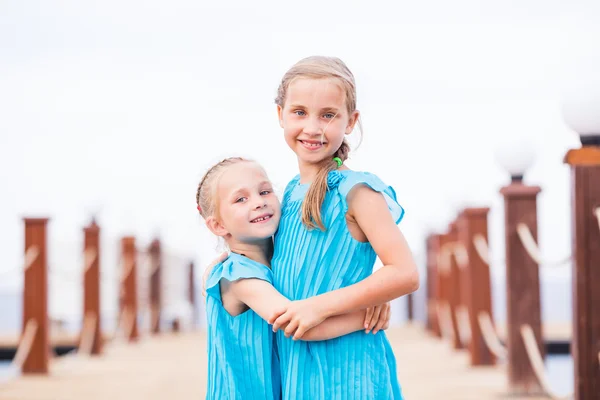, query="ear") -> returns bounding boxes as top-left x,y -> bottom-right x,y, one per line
345,110 -> 360,135
205,216 -> 229,238
277,105 -> 284,128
